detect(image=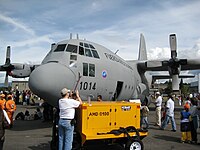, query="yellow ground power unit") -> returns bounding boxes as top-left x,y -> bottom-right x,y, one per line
73,101 -> 148,150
